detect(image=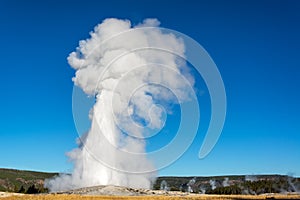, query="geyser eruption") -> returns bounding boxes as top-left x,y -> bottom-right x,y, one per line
45,18 -> 194,192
